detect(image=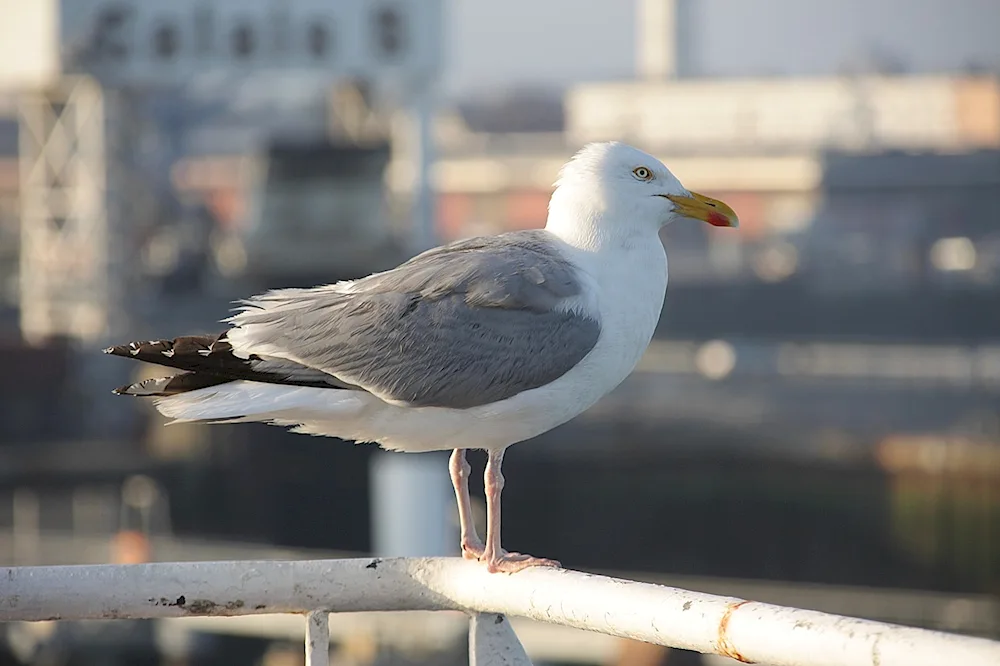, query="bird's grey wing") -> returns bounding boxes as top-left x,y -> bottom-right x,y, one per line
226,230 -> 601,408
